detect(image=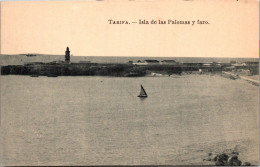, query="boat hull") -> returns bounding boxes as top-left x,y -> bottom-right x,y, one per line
138,95 -> 147,98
